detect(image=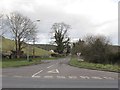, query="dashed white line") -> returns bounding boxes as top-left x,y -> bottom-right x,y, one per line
91,76 -> 102,79
103,77 -> 114,80
14,76 -> 23,78
32,76 -> 41,78
32,70 -> 43,77
12,74 -> 116,80
68,76 -> 77,79
57,76 -> 66,79
80,76 -> 90,79
44,76 -> 53,78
